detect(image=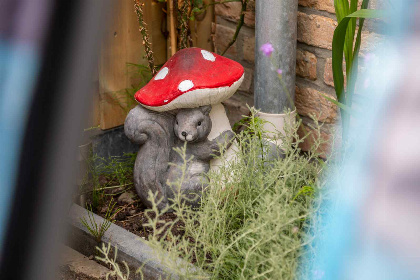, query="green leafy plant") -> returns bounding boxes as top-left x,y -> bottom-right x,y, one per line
81,199 -> 117,243
100,153 -> 137,189
332,0 -> 386,137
